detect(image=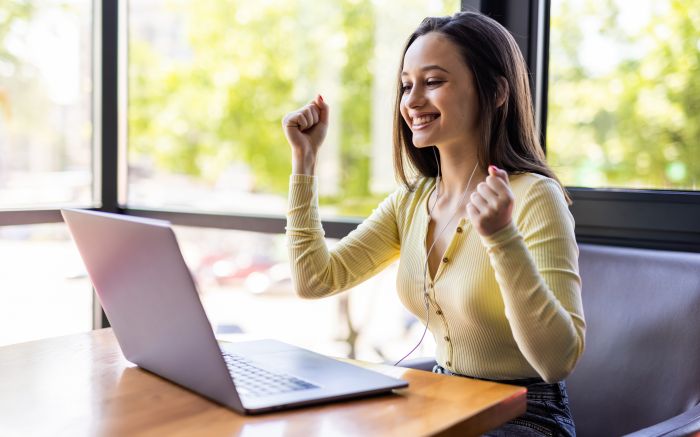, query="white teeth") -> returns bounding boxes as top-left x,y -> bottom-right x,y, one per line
413,115 -> 438,126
